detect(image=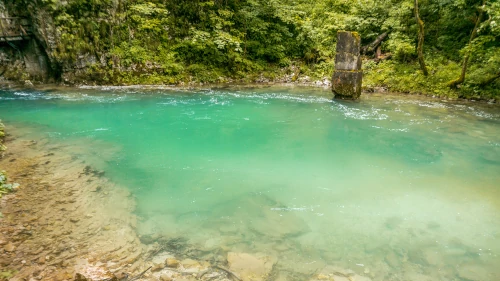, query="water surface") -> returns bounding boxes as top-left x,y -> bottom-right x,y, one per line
1,86 -> 499,280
